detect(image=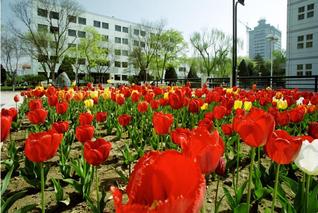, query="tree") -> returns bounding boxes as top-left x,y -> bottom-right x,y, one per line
1,65 -> 7,85
11,0 -> 82,82
238,59 -> 248,76
273,50 -> 286,76
164,65 -> 177,82
1,27 -> 25,91
152,30 -> 187,79
129,20 -> 166,82
59,56 -> 75,80
190,29 -> 232,77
